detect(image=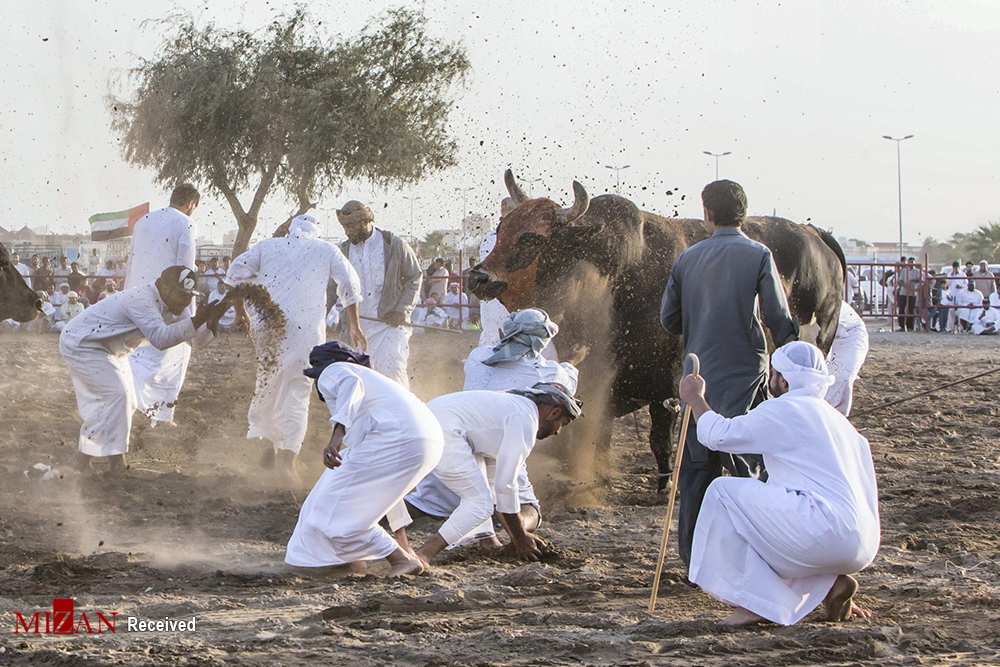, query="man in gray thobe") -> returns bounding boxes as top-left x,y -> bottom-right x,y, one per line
660,180 -> 799,569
